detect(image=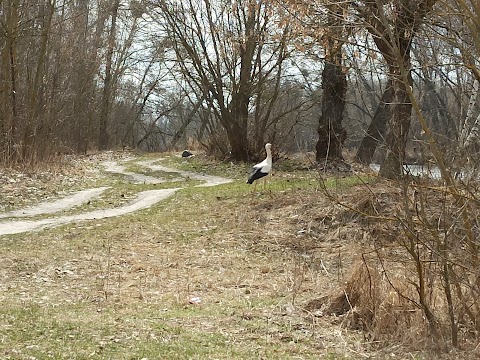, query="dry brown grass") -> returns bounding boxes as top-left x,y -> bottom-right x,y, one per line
304,179 -> 480,358
1,152 -> 479,359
